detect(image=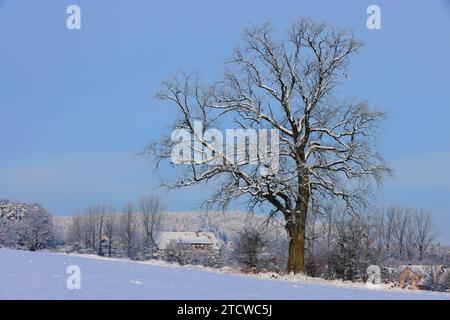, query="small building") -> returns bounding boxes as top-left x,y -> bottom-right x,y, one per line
399,266 -> 422,290
398,265 -> 447,290
155,231 -> 220,251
